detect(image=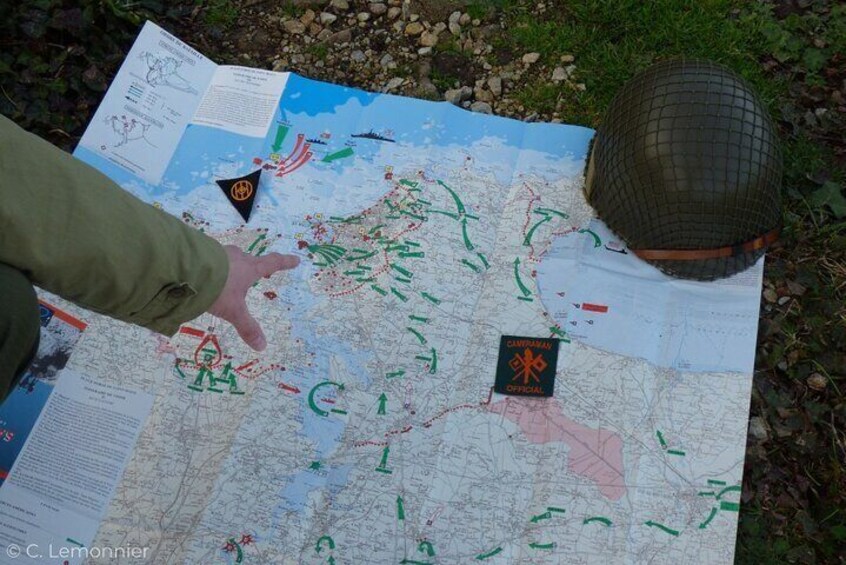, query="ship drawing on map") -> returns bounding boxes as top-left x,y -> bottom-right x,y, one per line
351,128 -> 395,142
